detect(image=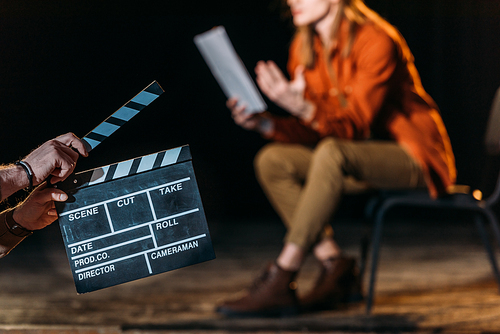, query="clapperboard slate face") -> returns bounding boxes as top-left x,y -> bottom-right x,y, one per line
55,145 -> 215,294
